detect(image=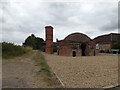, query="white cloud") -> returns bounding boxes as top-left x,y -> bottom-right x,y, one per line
0,0 -> 118,45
